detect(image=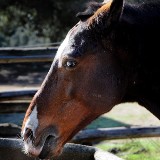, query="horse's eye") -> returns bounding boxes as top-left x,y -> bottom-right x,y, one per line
64,60 -> 77,69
